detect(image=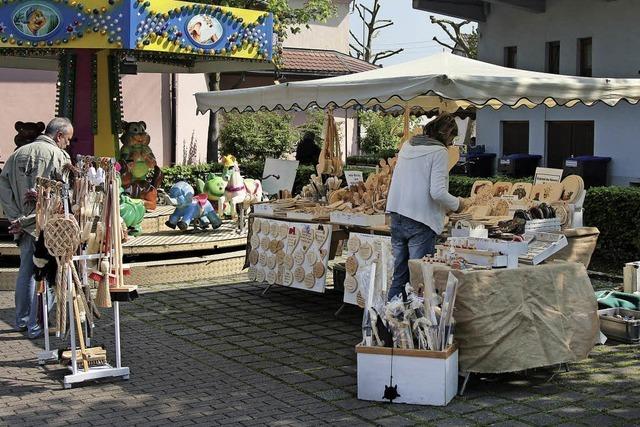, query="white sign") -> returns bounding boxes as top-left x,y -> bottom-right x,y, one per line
500,194 -> 519,202
565,160 -> 578,168
534,167 -> 563,184
261,158 -> 299,196
344,170 -> 364,187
